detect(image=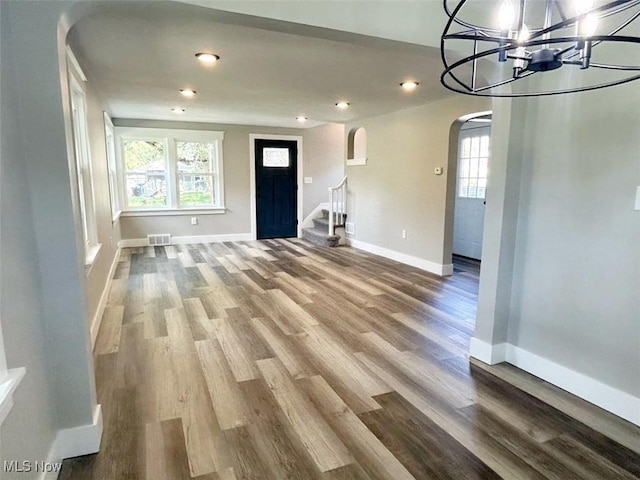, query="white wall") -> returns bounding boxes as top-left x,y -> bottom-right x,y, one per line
302,123 -> 345,216
0,6 -> 58,467
344,96 -> 490,274
508,82 -> 640,398
83,68 -> 123,333
469,74 -> 640,423
182,0 -> 446,48
0,0 -> 100,468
